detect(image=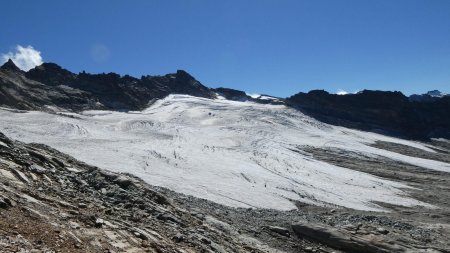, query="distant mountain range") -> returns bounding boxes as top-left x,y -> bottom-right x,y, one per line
409,90 -> 449,102
1,59 -> 449,139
